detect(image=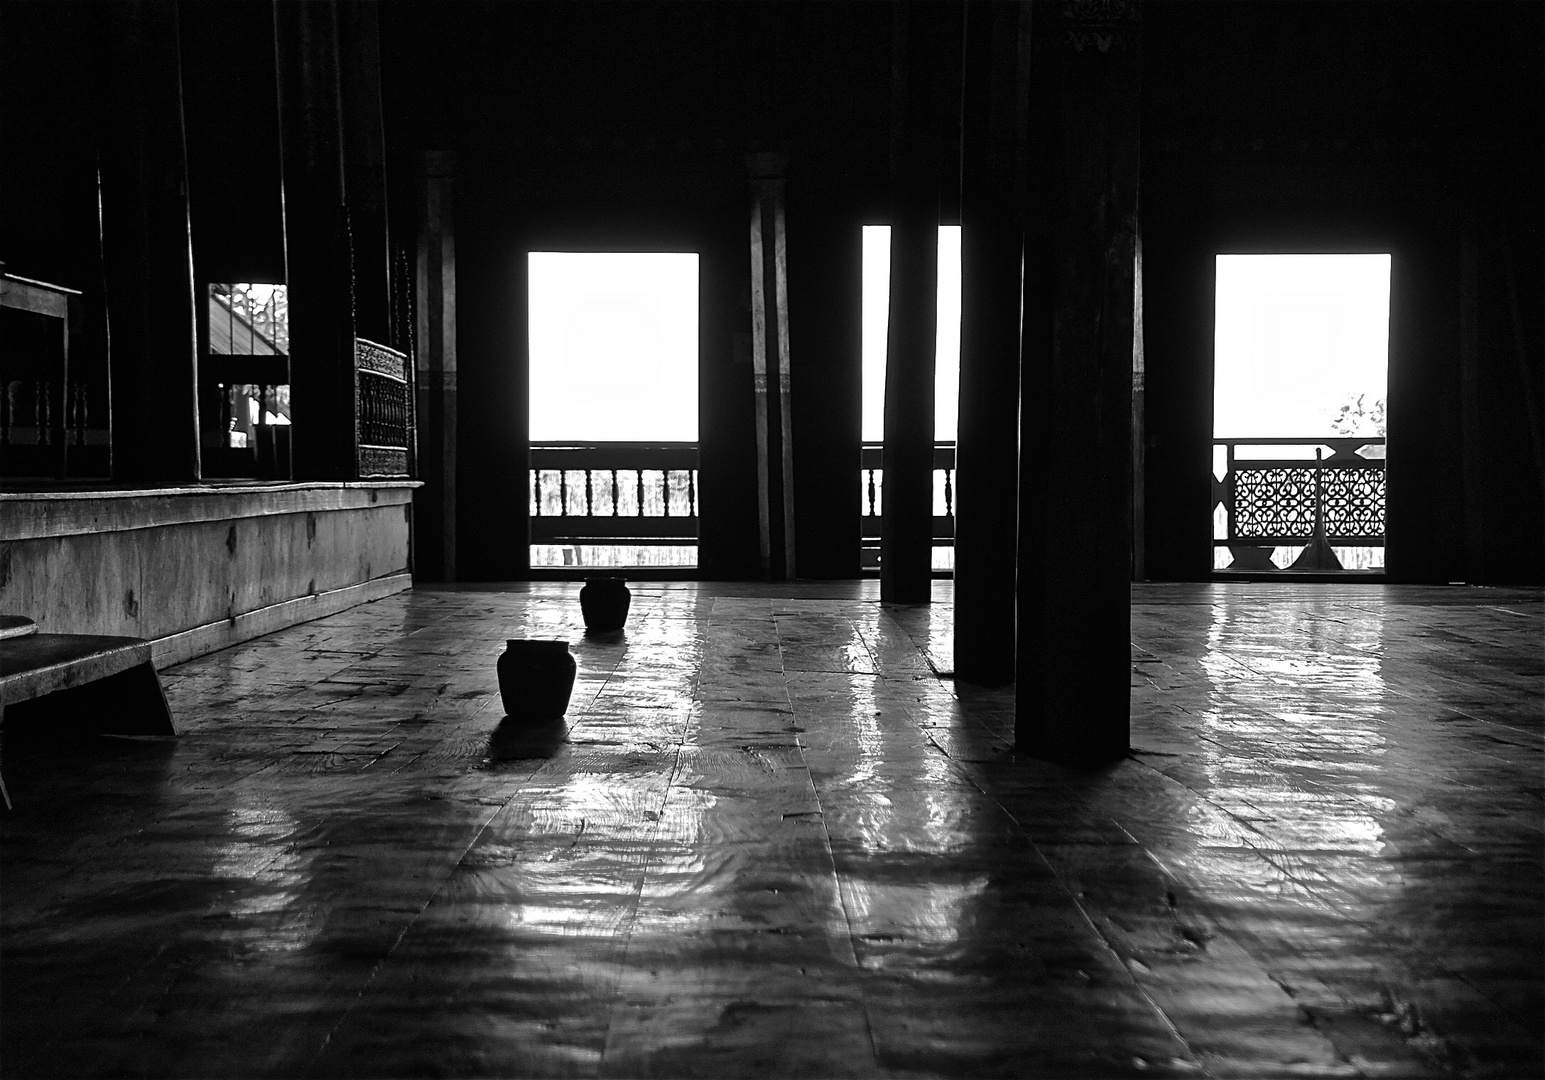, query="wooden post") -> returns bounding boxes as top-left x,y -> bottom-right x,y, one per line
882,2 -> 948,605
415,151 -> 457,581
1131,230 -> 1146,581
96,0 -> 201,483
953,0 -> 1026,683
784,194 -> 864,580
337,0 -> 392,348
1015,0 -> 1142,762
275,0 -> 357,480
1458,218 -> 1486,583
748,153 -> 797,580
